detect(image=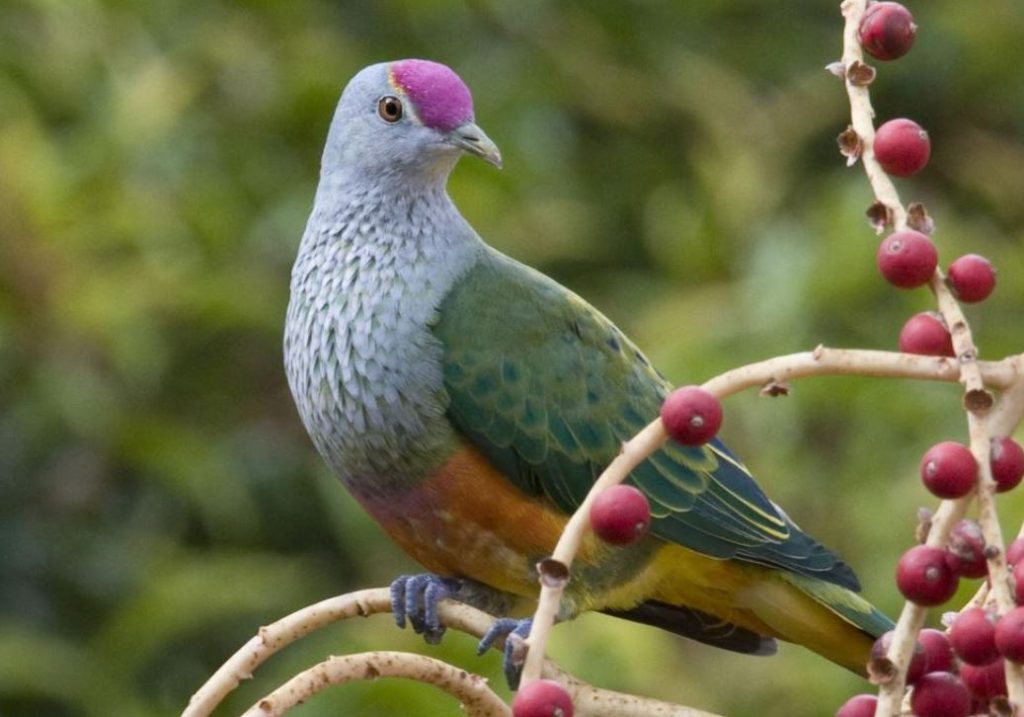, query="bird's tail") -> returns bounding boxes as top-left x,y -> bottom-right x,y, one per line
741,571 -> 894,674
